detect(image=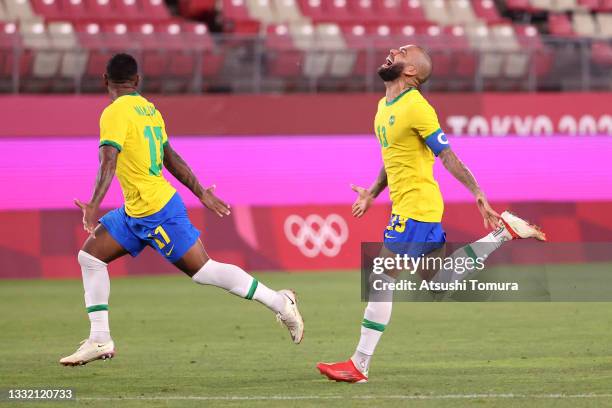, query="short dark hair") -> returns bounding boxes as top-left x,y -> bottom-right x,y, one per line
106,53 -> 138,83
